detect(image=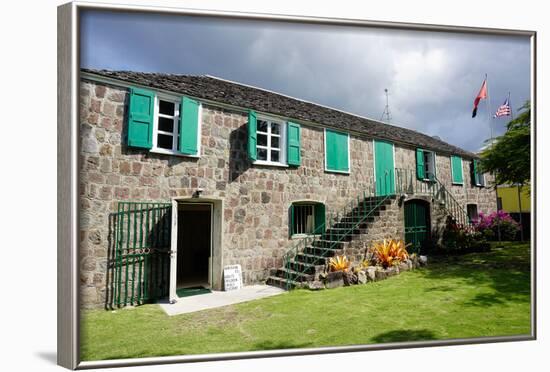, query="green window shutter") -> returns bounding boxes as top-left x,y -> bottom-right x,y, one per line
325,129 -> 349,172
127,87 -> 155,149
289,204 -> 295,237
248,110 -> 257,161
314,203 -> 326,233
471,159 -> 478,186
287,121 -> 301,166
179,97 -> 200,155
416,149 -> 425,180
451,156 -> 463,184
